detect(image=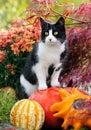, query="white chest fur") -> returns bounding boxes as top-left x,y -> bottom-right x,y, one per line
38,41 -> 65,66
32,41 -> 66,90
